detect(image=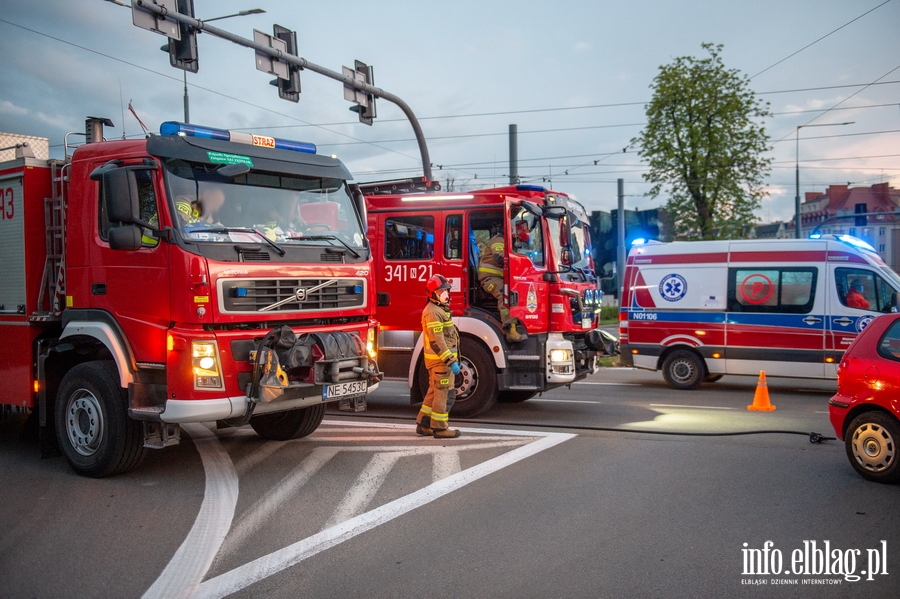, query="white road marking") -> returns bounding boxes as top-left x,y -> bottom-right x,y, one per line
219,447 -> 340,559
323,451 -> 405,530
433,449 -> 461,481
142,423 -> 238,599
181,426 -> 574,599
575,381 -> 640,386
531,399 -> 602,404
650,404 -> 735,410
